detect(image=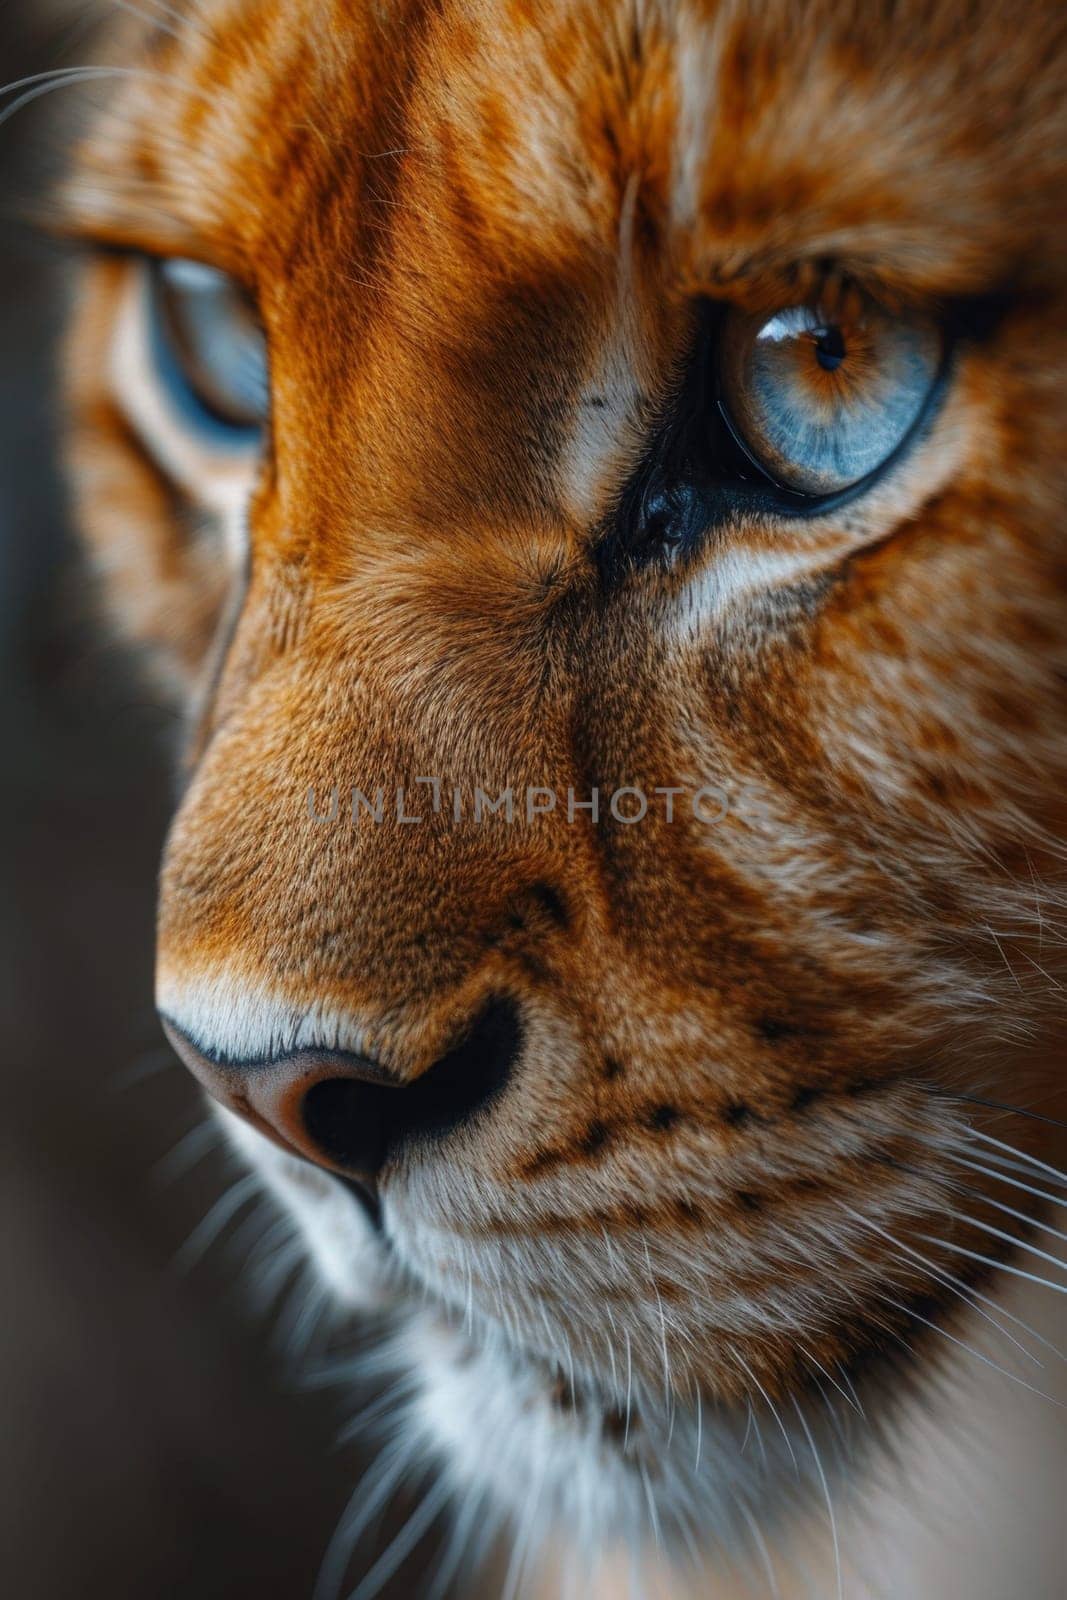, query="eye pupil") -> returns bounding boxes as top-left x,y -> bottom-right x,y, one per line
813,324 -> 846,372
